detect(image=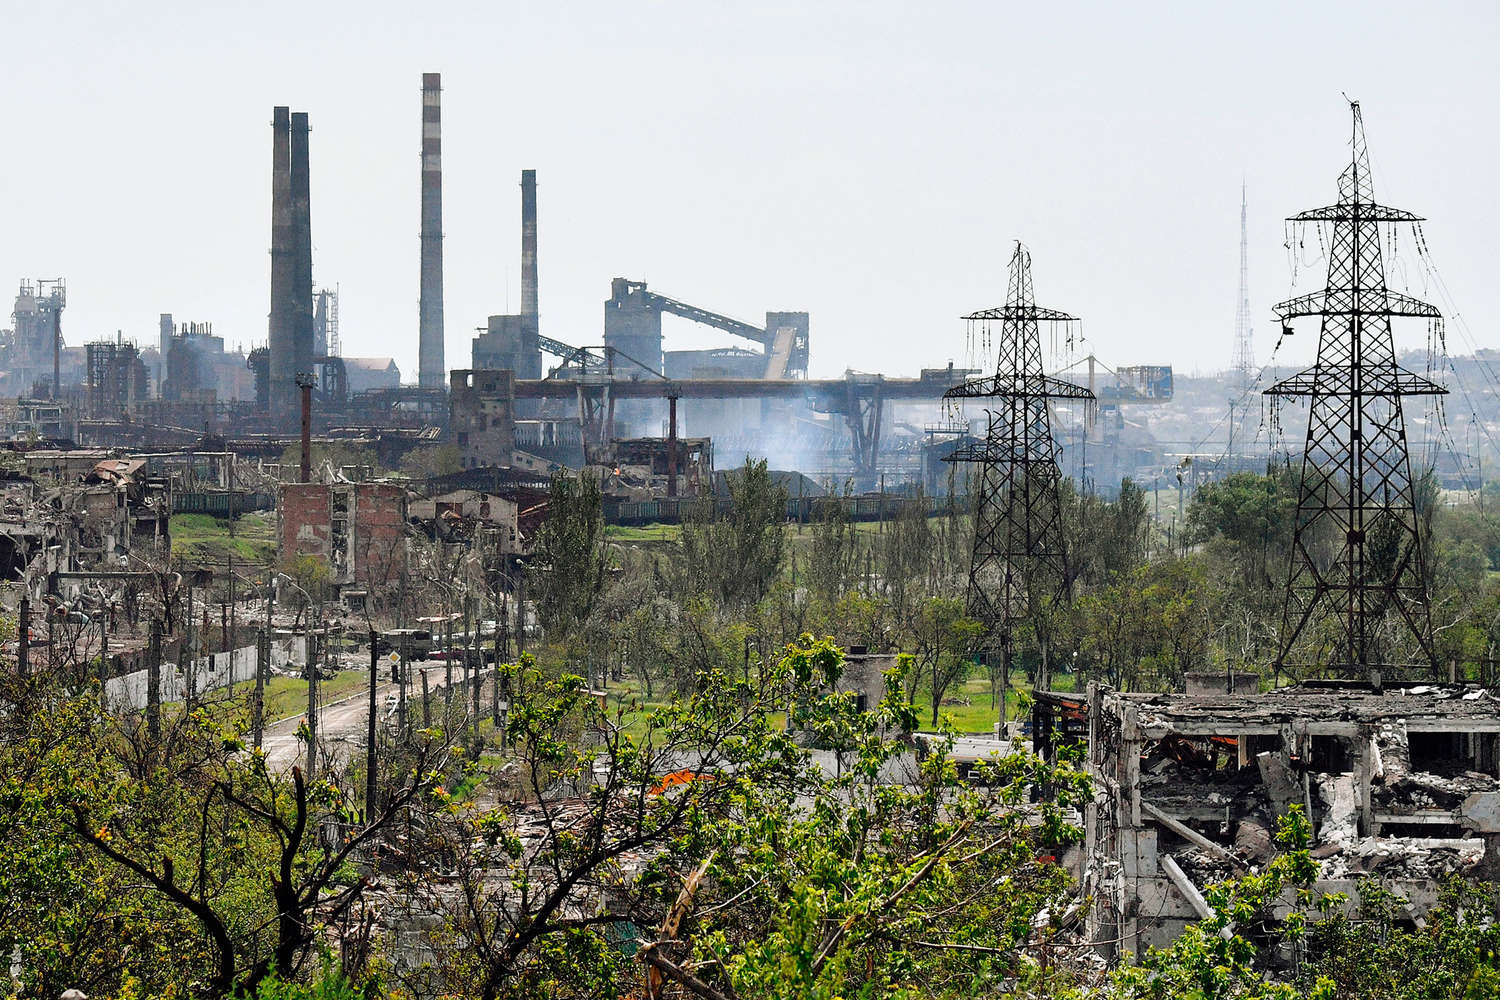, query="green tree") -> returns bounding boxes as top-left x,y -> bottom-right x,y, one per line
881,487 -> 936,622
806,491 -> 858,607
1185,470 -> 1295,587
906,596 -> 985,727
531,471 -> 608,637
399,442 -> 463,480
678,458 -> 788,609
